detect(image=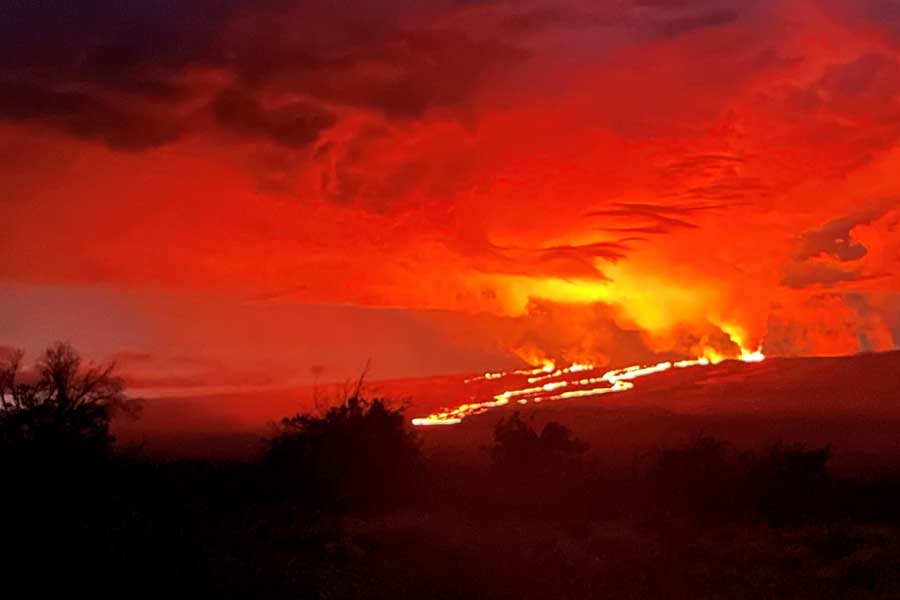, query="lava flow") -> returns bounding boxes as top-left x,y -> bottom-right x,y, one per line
411,348 -> 765,427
